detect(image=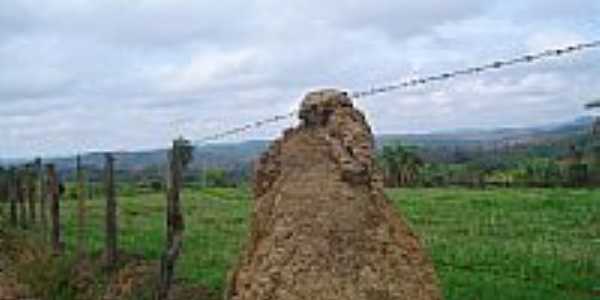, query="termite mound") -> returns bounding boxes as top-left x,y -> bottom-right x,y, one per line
226,89 -> 442,300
